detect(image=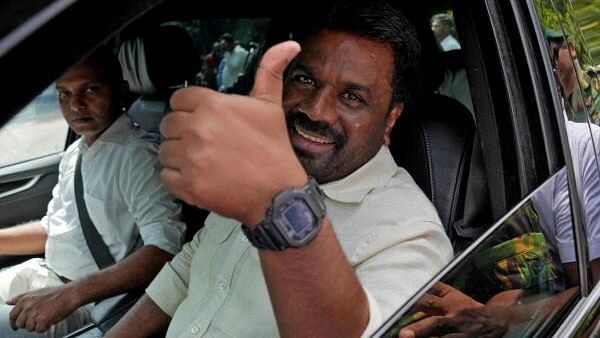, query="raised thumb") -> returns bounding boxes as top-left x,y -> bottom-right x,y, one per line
250,40 -> 301,104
